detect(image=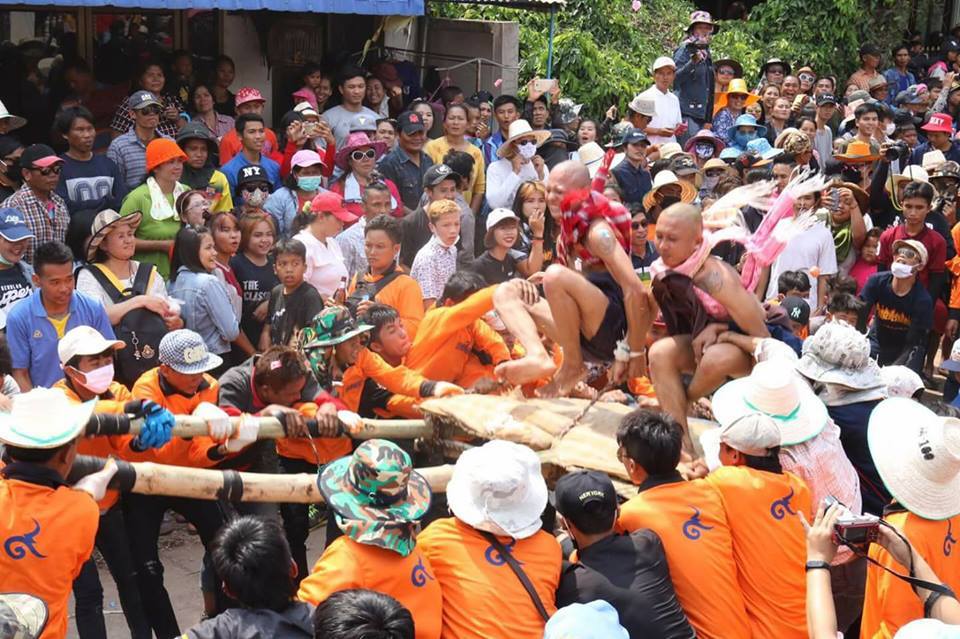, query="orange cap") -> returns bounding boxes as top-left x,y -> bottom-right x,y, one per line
145,138 -> 187,174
